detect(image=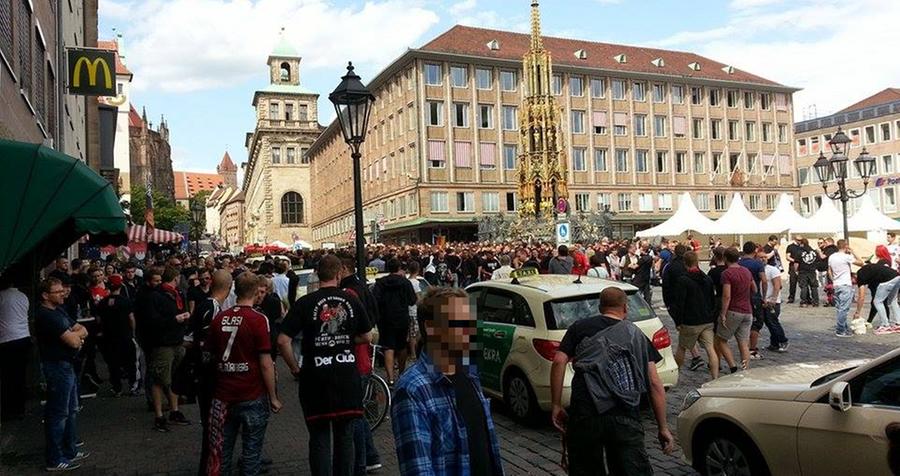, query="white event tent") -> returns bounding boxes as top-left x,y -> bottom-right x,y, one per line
760,193 -> 809,233
789,196 -> 843,235
848,194 -> 900,232
706,192 -> 769,236
635,192 -> 715,237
